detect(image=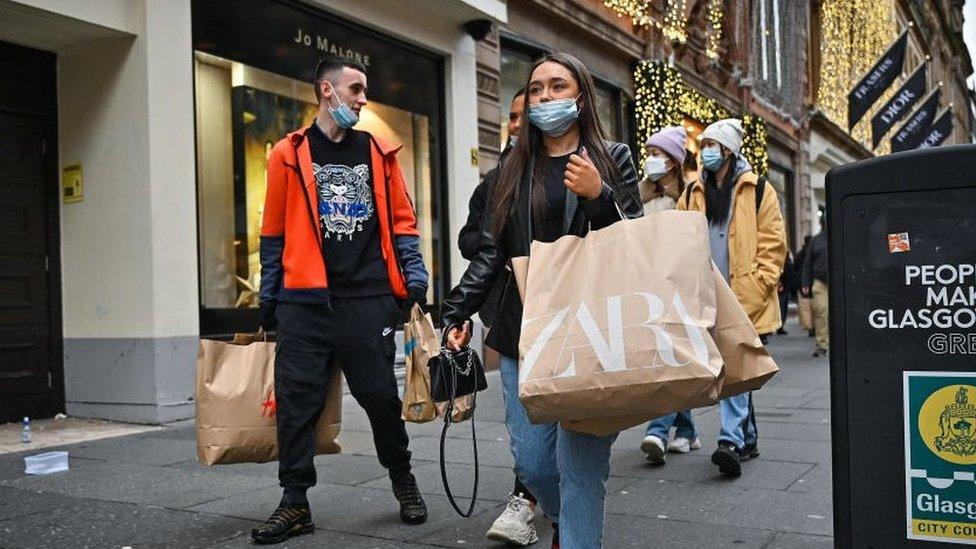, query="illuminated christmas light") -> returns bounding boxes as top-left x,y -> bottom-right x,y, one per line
602,0 -> 651,27
705,0 -> 724,59
818,0 -> 898,151
663,0 -> 688,43
634,60 -> 768,176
